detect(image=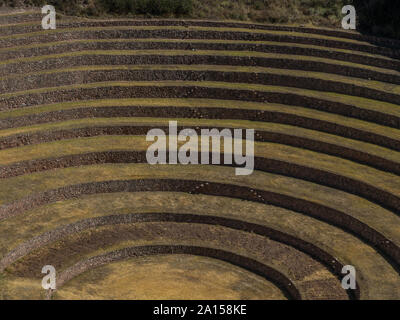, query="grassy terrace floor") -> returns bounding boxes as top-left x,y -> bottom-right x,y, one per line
1,99 -> 399,142
1,191 -> 399,299
4,255 -> 288,300
1,27 -> 396,61
0,136 -> 399,196
2,49 -> 399,78
1,117 -> 399,167
0,25 -> 378,45
3,64 -> 399,94
0,38 -> 396,62
1,81 -> 399,121
8,222 -> 348,297
0,9 -> 399,300
1,162 -> 399,243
